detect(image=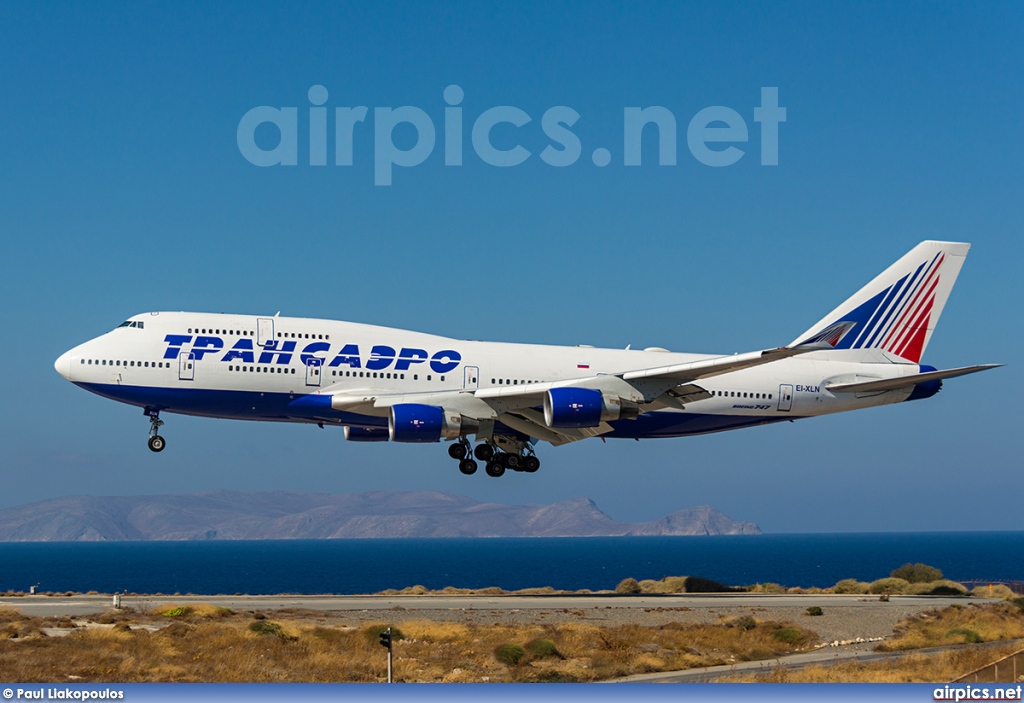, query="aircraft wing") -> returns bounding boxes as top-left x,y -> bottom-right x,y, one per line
473,344 -> 822,406
619,344 -> 822,383
297,344 -> 821,445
